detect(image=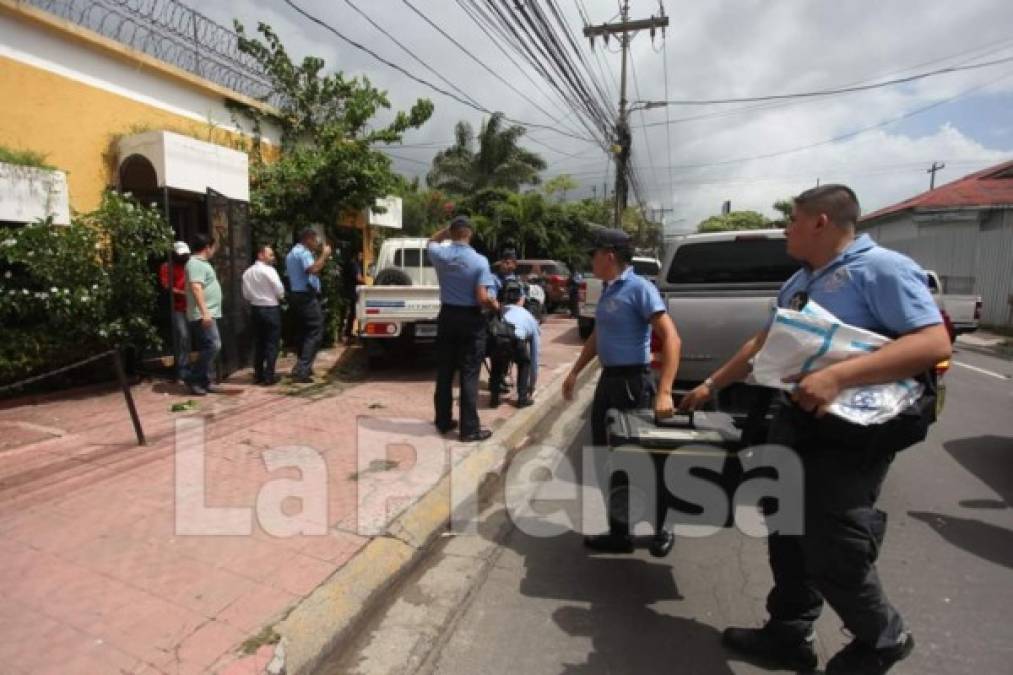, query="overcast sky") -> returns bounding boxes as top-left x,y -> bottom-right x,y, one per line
204,1 -> 1013,232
